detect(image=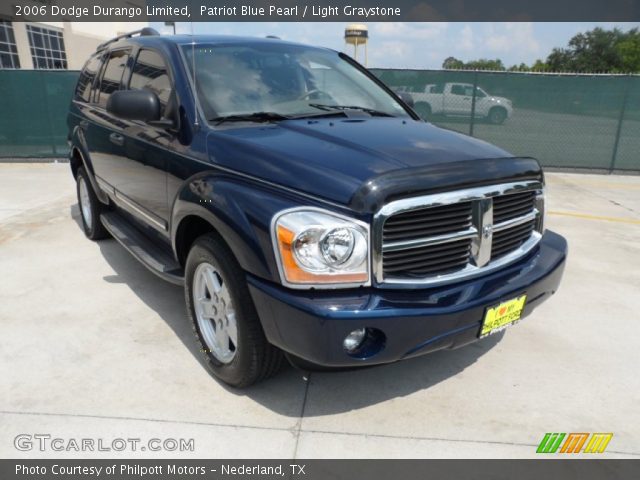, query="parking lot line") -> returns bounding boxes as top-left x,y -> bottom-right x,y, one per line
548,210 -> 640,225
557,181 -> 640,190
